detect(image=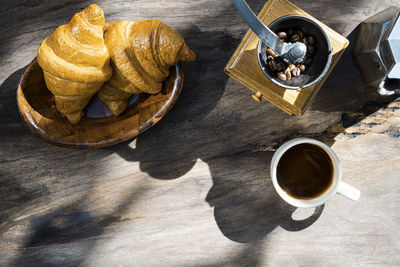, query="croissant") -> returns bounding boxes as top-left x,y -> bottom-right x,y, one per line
37,4 -> 112,124
97,19 -> 196,116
